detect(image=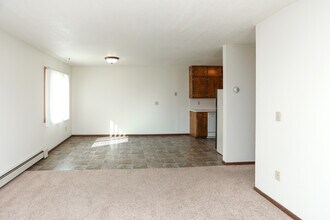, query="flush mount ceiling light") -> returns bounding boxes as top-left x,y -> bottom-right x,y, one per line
105,56 -> 119,64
